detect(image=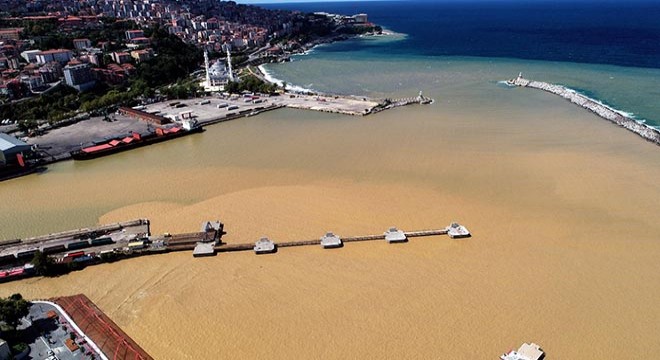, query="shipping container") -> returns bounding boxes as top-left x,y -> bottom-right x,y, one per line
0,254 -> 16,265
198,100 -> 210,105
16,249 -> 37,259
227,105 -> 239,111
73,255 -> 94,263
216,103 -> 228,108
43,244 -> 66,254
169,101 -> 180,107
128,240 -> 146,250
91,237 -> 114,246
67,241 -> 90,250
8,268 -> 24,276
64,251 -> 85,258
